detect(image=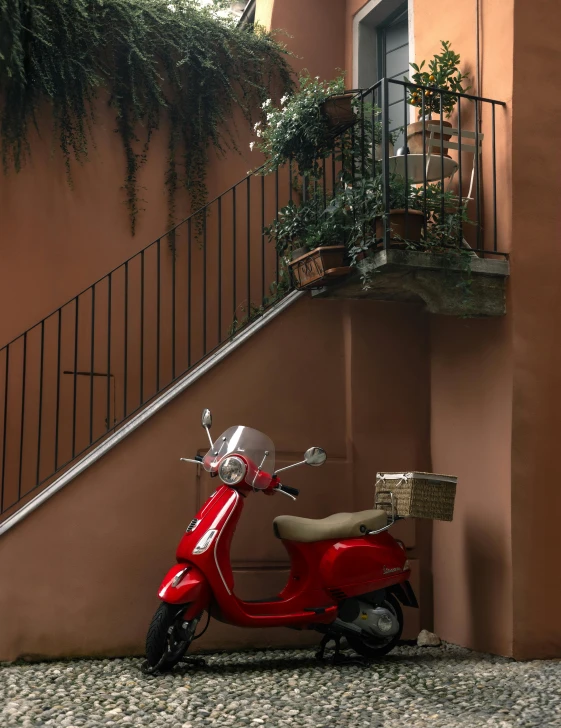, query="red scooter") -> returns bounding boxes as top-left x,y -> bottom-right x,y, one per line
144,409 -> 417,672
